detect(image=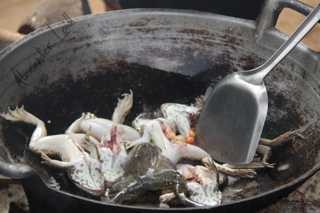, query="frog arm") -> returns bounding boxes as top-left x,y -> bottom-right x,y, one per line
40,152 -> 76,168
259,123 -> 311,147
124,136 -> 150,149
174,143 -> 210,164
